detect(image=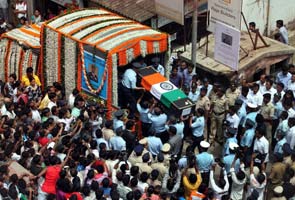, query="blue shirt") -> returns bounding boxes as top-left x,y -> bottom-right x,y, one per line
166,122 -> 185,139
237,106 -> 247,126
113,118 -> 125,130
136,104 -> 151,123
274,101 -> 284,120
147,136 -> 163,156
122,69 -> 137,89
109,136 -> 126,151
223,137 -> 238,156
274,138 -> 287,154
243,112 -> 258,128
240,127 -> 255,148
223,154 -> 240,174
148,113 -> 167,133
196,152 -> 214,172
191,116 -> 205,137
276,71 -> 291,89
